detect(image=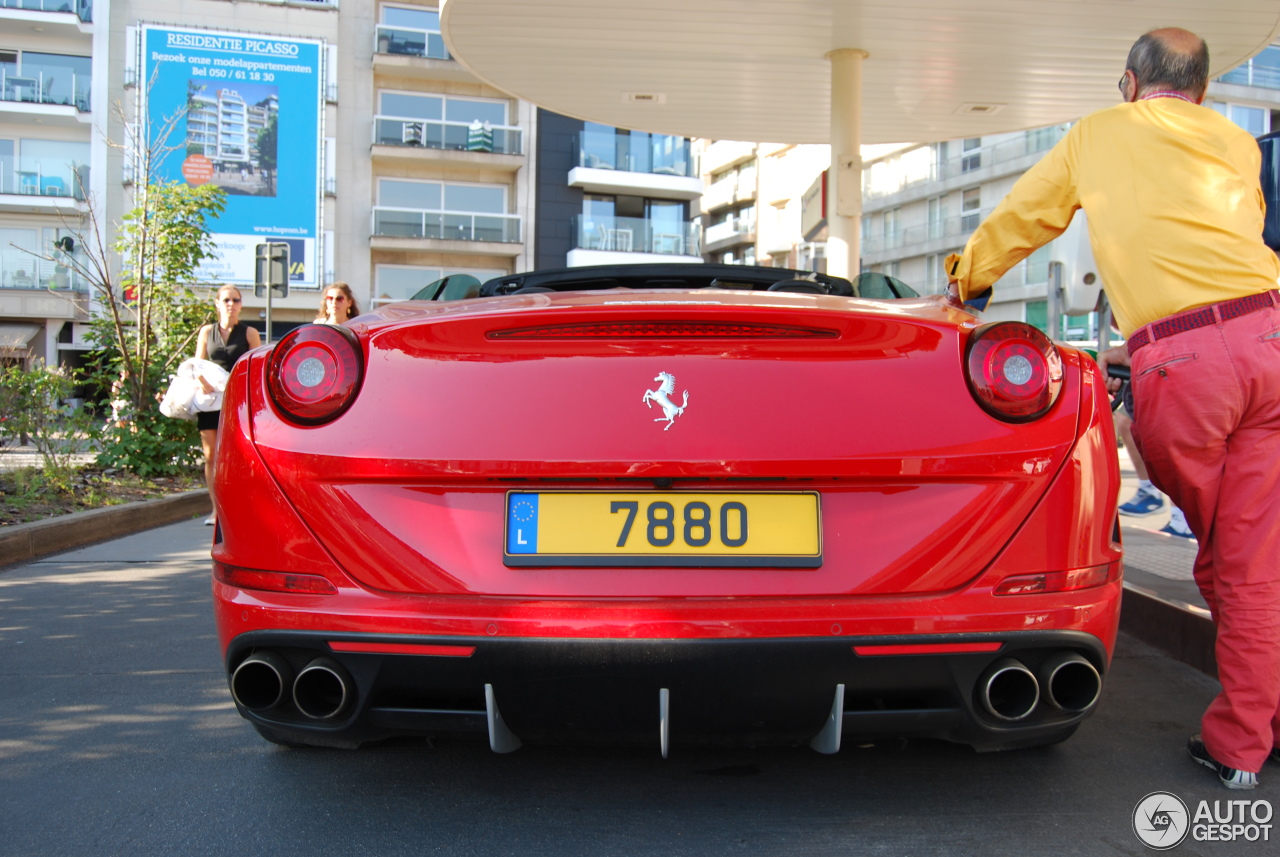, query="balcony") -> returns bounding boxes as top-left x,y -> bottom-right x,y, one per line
372,115 -> 524,171
704,216 -> 755,251
570,214 -> 701,257
0,162 -> 88,212
372,206 -> 523,255
0,69 -> 91,119
372,23 -> 476,84
576,129 -> 694,177
570,128 -> 701,199
701,169 -> 756,212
